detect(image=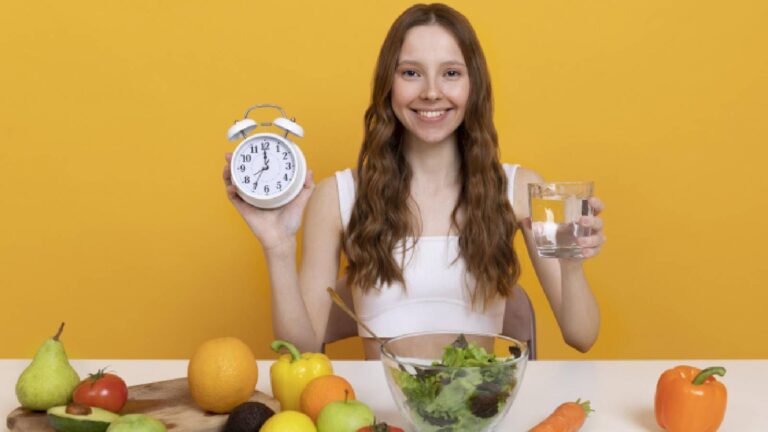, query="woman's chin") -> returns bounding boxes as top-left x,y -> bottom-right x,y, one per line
407,129 -> 456,146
